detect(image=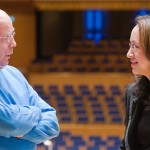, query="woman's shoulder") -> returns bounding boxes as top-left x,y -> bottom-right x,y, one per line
127,82 -> 136,90
124,82 -> 137,103
125,82 -> 136,94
